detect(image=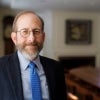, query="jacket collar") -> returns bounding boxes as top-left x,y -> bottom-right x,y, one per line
7,52 -> 24,100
